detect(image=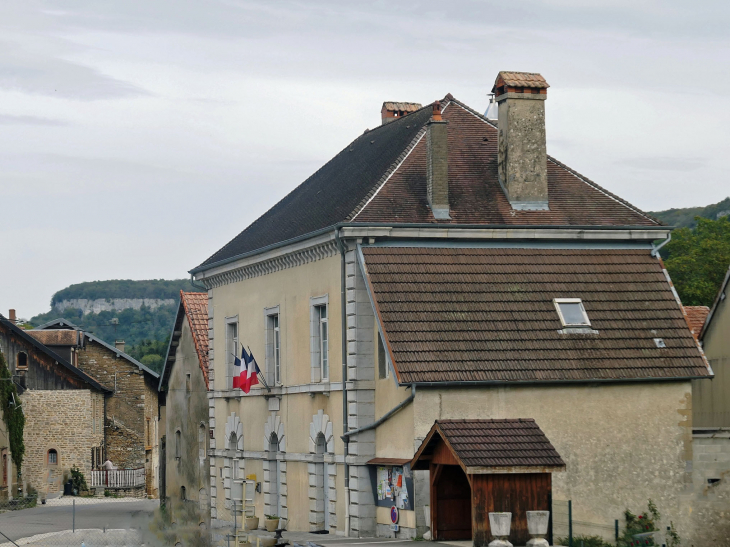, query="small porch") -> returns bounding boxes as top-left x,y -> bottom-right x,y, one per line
411,419 -> 565,547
